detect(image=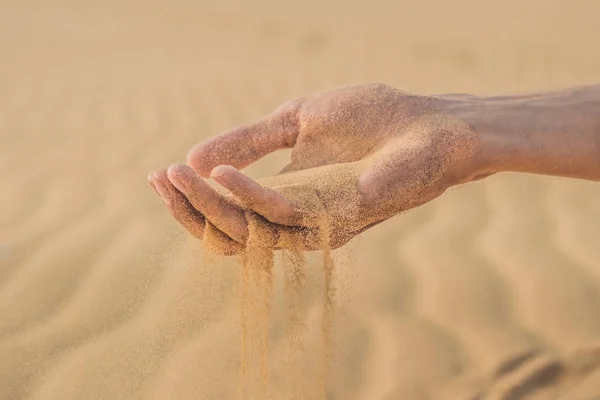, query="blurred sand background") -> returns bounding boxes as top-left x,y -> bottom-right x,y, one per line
1,0 -> 600,399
